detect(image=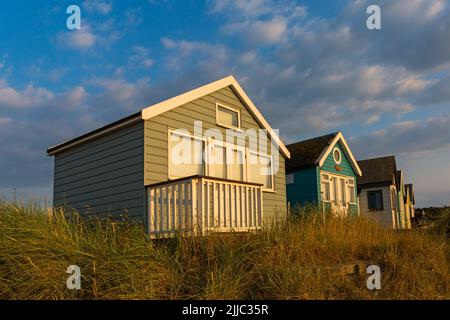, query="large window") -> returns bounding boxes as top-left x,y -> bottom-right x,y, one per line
168,130 -> 275,192
210,142 -> 245,181
248,151 -> 273,191
368,190 -> 384,211
321,174 -> 331,201
321,173 -> 356,204
216,103 -> 241,130
169,130 -> 206,179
